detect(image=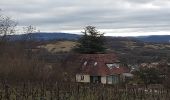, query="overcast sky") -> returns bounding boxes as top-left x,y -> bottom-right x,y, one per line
1,0 -> 170,36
